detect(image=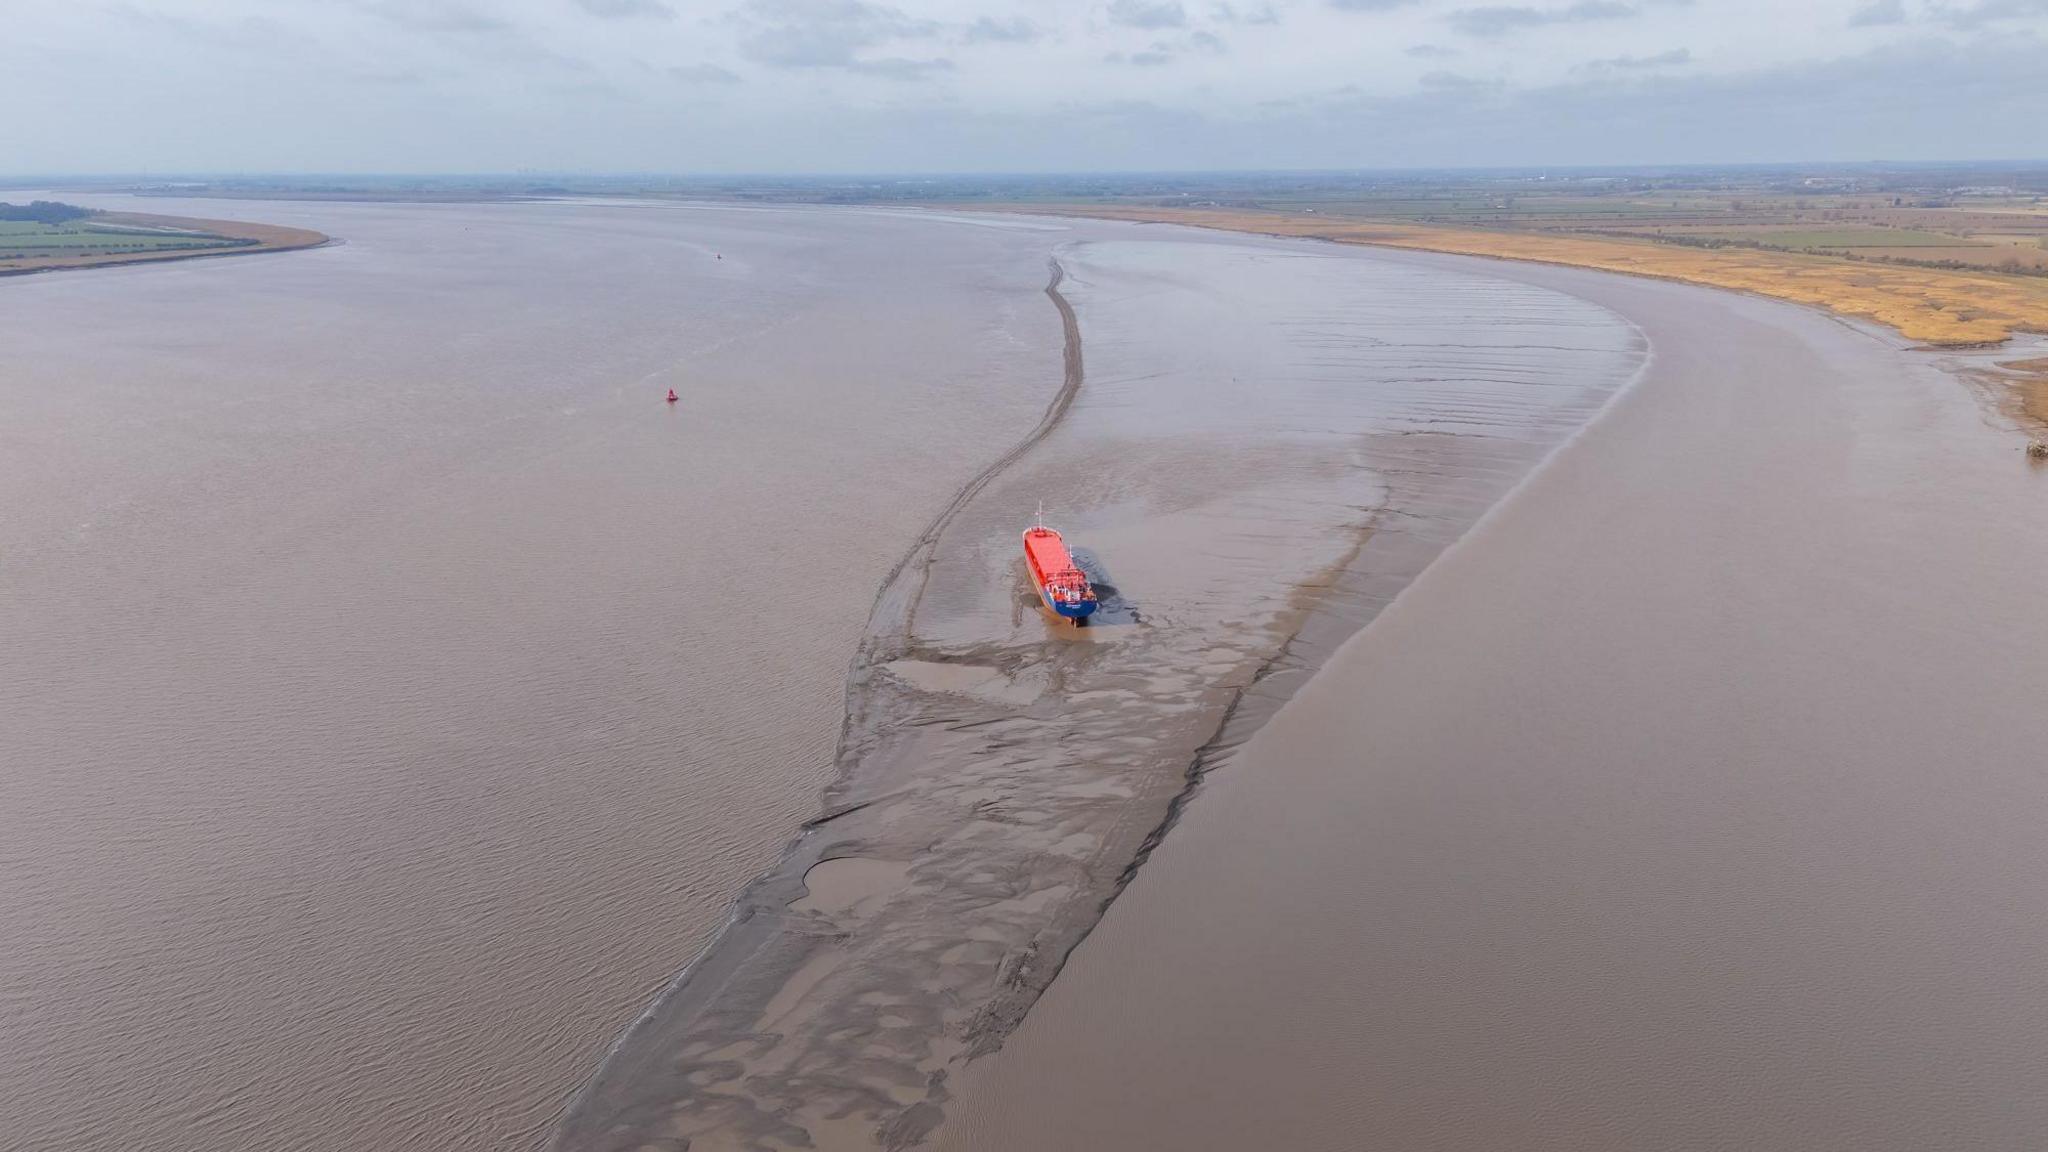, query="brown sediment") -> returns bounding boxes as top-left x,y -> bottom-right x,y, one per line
934,249 -> 2048,1152
979,205 -> 2048,348
548,237 -> 1642,1150
0,199 -> 1079,1152
1998,358 -> 2048,427
1949,351 -> 2048,436
0,210 -> 328,277
546,259 -> 1102,1152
